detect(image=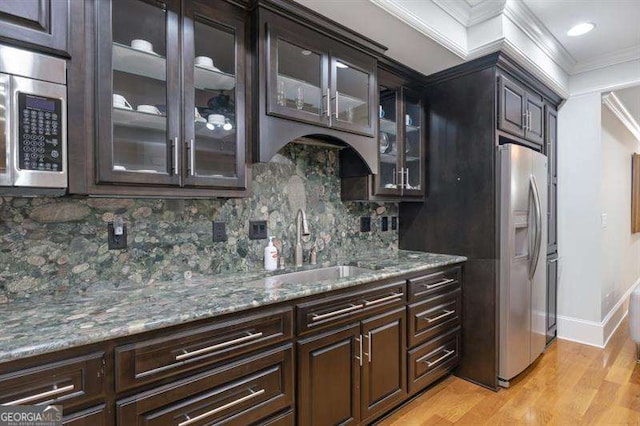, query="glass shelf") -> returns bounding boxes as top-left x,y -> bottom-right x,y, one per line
112,43 -> 166,81
113,107 -> 166,130
194,65 -> 235,91
379,118 -> 420,136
